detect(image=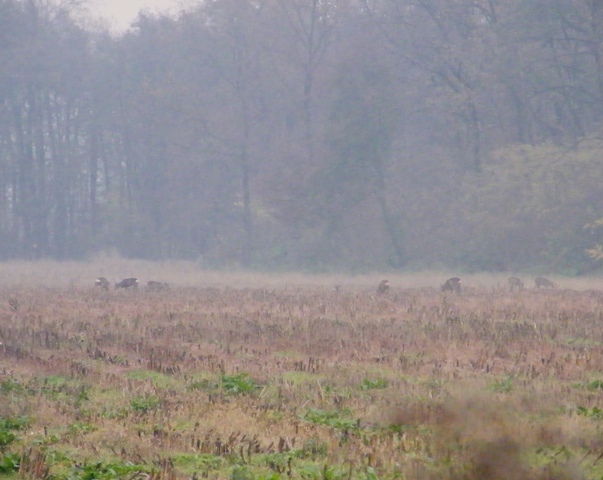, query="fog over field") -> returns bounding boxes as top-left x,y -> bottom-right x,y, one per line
0,258 -> 602,293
